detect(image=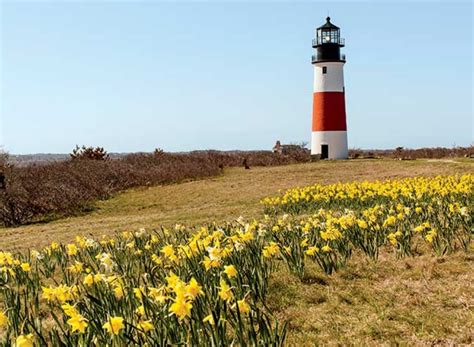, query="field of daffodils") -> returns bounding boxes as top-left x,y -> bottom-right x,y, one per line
0,174 -> 472,346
